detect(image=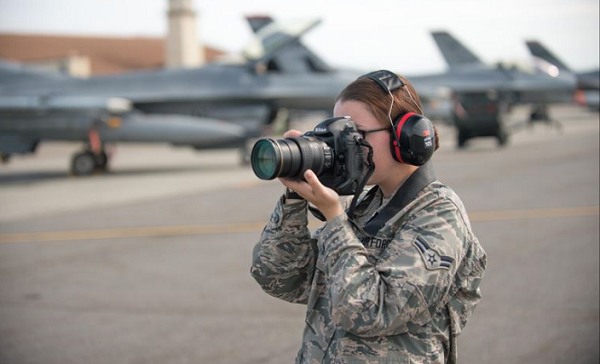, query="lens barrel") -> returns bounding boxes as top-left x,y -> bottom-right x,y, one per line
250,137 -> 331,180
